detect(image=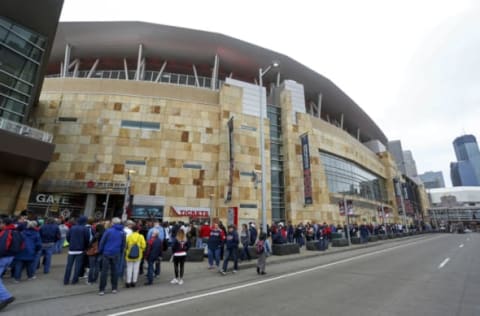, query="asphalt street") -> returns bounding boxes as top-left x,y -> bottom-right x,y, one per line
3,233 -> 478,316
105,234 -> 479,316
